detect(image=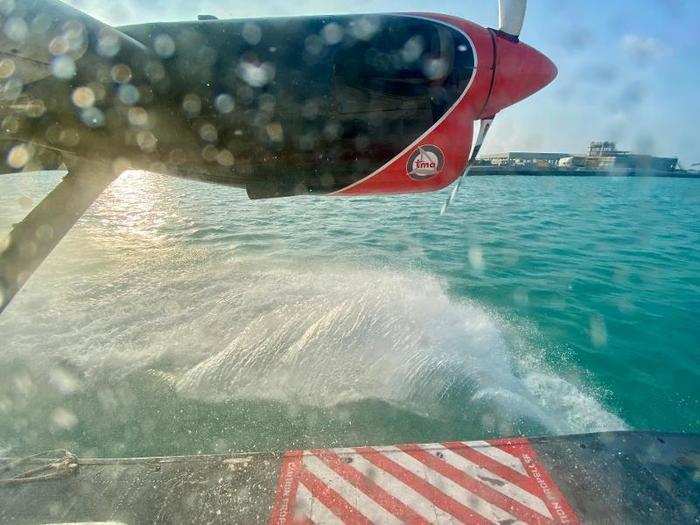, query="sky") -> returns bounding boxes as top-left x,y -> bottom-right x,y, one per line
67,0 -> 700,165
